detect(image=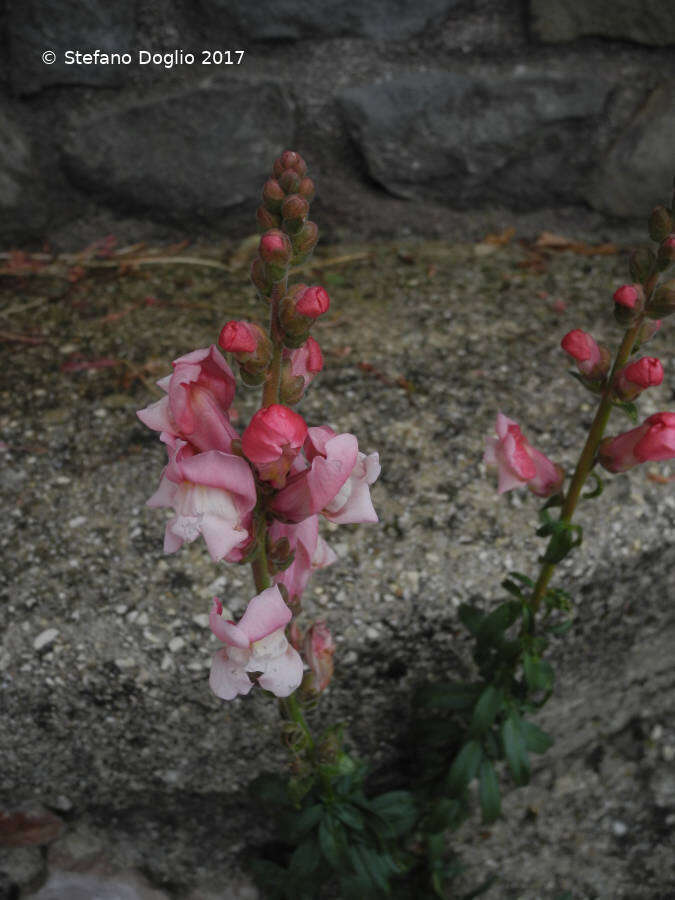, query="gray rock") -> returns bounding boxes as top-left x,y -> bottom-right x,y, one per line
588,84 -> 675,218
7,0 -> 136,94
0,846 -> 45,895
0,101 -> 49,240
530,0 -> 675,46
338,69 -> 610,207
62,83 -> 294,220
26,869 -> 170,900
199,0 -> 459,40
